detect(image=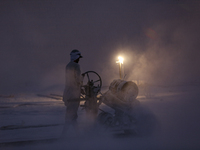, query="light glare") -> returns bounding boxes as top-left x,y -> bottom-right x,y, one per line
117,56 -> 124,64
